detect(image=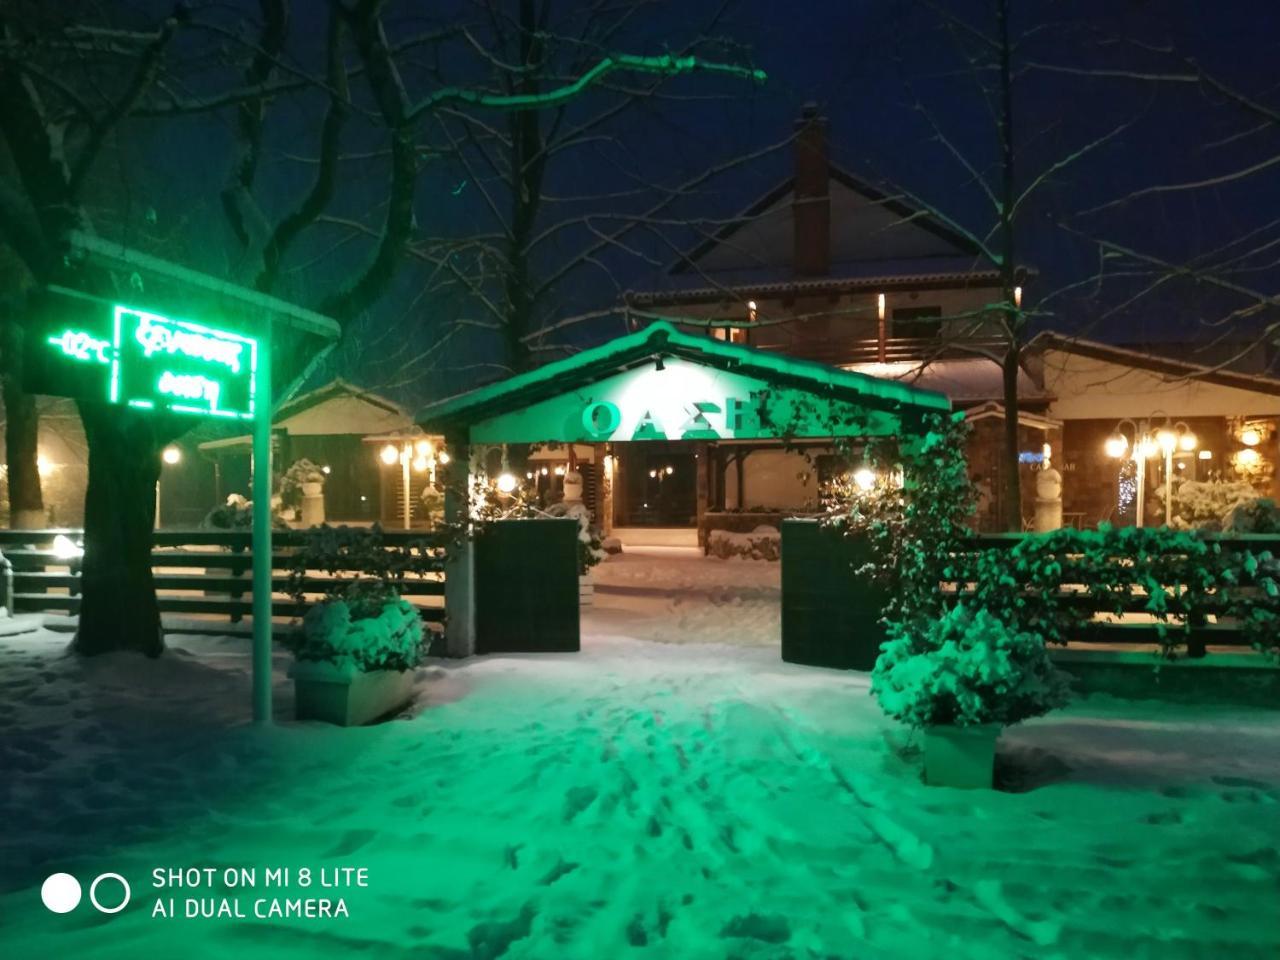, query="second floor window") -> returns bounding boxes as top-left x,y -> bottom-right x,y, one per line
892,306 -> 942,339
